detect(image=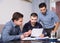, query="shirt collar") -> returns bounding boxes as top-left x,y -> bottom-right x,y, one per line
41,10 -> 48,16
10,20 -> 16,27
